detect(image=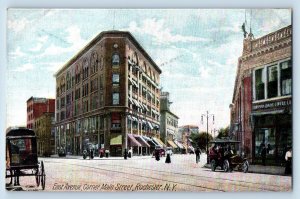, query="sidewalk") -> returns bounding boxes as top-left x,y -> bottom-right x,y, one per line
49,154 -> 153,160
204,163 -> 287,176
